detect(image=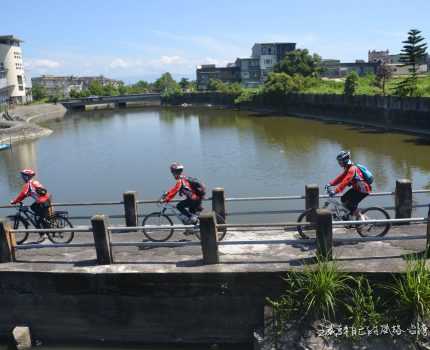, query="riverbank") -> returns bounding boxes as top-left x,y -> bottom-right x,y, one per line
0,104 -> 66,144
163,92 -> 430,139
